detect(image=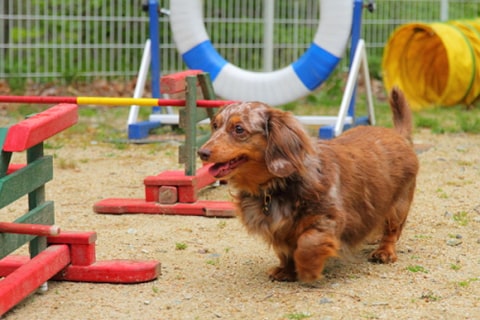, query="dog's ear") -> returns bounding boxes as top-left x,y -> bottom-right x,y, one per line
264,108 -> 312,177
